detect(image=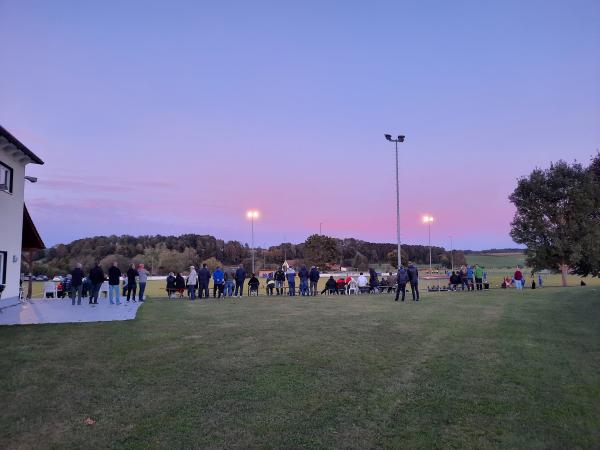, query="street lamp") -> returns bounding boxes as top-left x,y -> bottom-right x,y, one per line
449,235 -> 454,271
246,210 -> 259,273
423,215 -> 434,275
384,134 -> 405,269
